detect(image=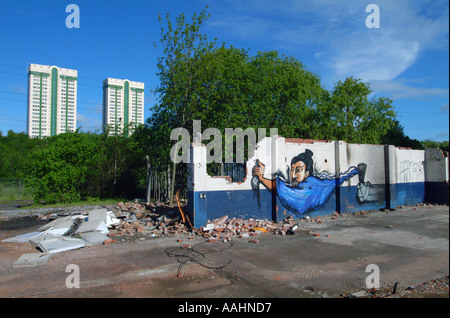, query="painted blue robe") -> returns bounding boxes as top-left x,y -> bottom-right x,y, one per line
276,167 -> 359,216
